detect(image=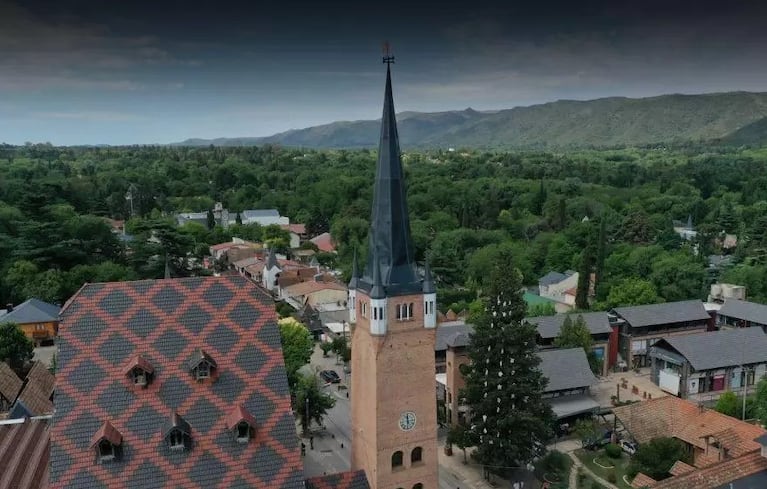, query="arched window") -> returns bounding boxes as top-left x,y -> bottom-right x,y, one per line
411,446 -> 423,464
391,450 -> 403,468
413,484 -> 423,489
408,303 -> 414,319
373,307 -> 378,320
396,304 -> 401,320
